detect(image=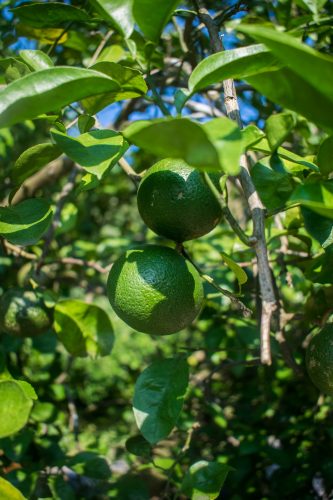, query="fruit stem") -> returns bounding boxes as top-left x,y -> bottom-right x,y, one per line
182,248 -> 252,318
202,172 -> 256,247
